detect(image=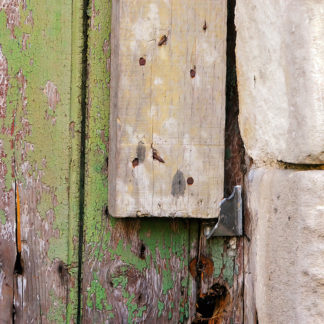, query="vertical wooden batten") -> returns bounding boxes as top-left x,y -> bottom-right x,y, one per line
109,0 -> 227,218
0,0 -> 83,321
